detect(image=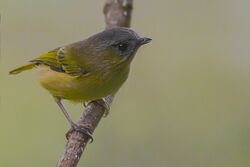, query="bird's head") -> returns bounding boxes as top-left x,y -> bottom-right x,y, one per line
85,27 -> 151,67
